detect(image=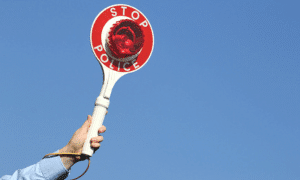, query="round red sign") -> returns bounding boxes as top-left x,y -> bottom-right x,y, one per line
90,4 -> 154,73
